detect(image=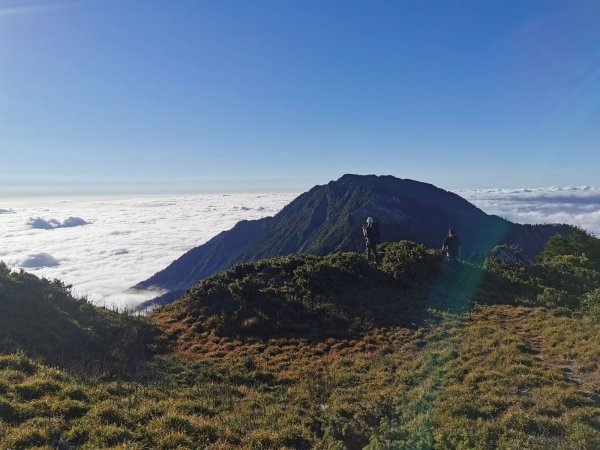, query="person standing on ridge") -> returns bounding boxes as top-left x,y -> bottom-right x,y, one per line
363,217 -> 380,264
442,228 -> 461,262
